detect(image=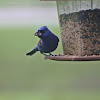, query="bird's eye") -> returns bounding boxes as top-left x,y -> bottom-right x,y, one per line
40,30 -> 45,33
